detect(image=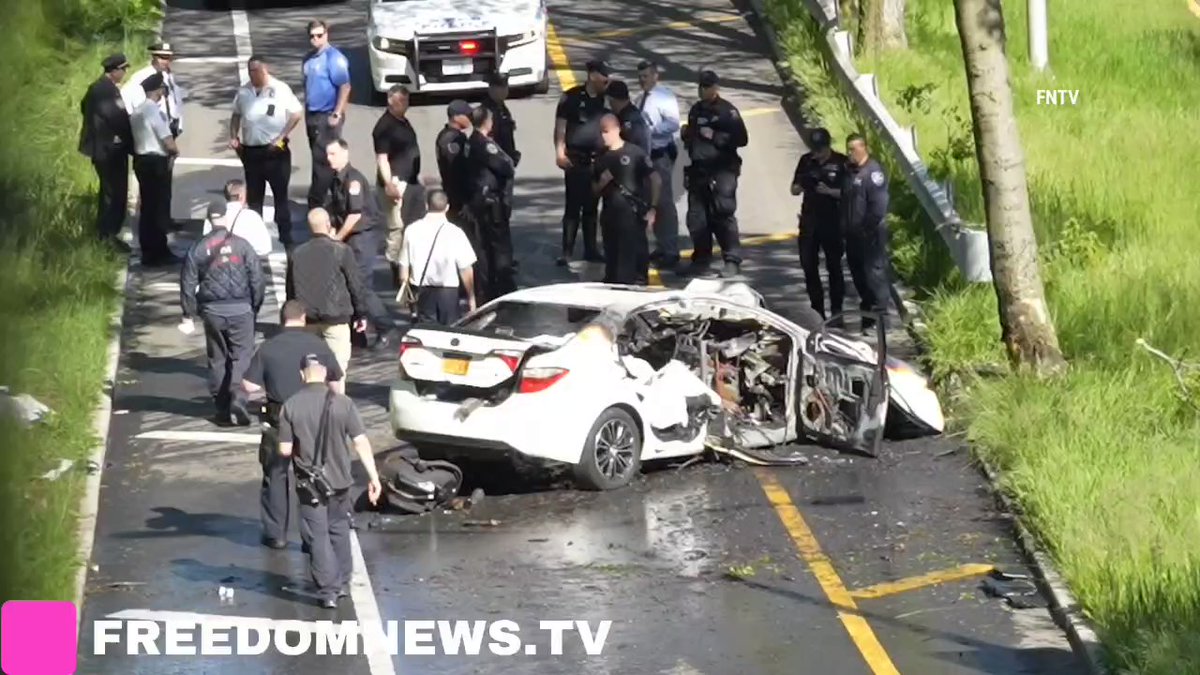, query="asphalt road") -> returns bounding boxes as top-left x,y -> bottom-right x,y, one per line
76,1 -> 1086,673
